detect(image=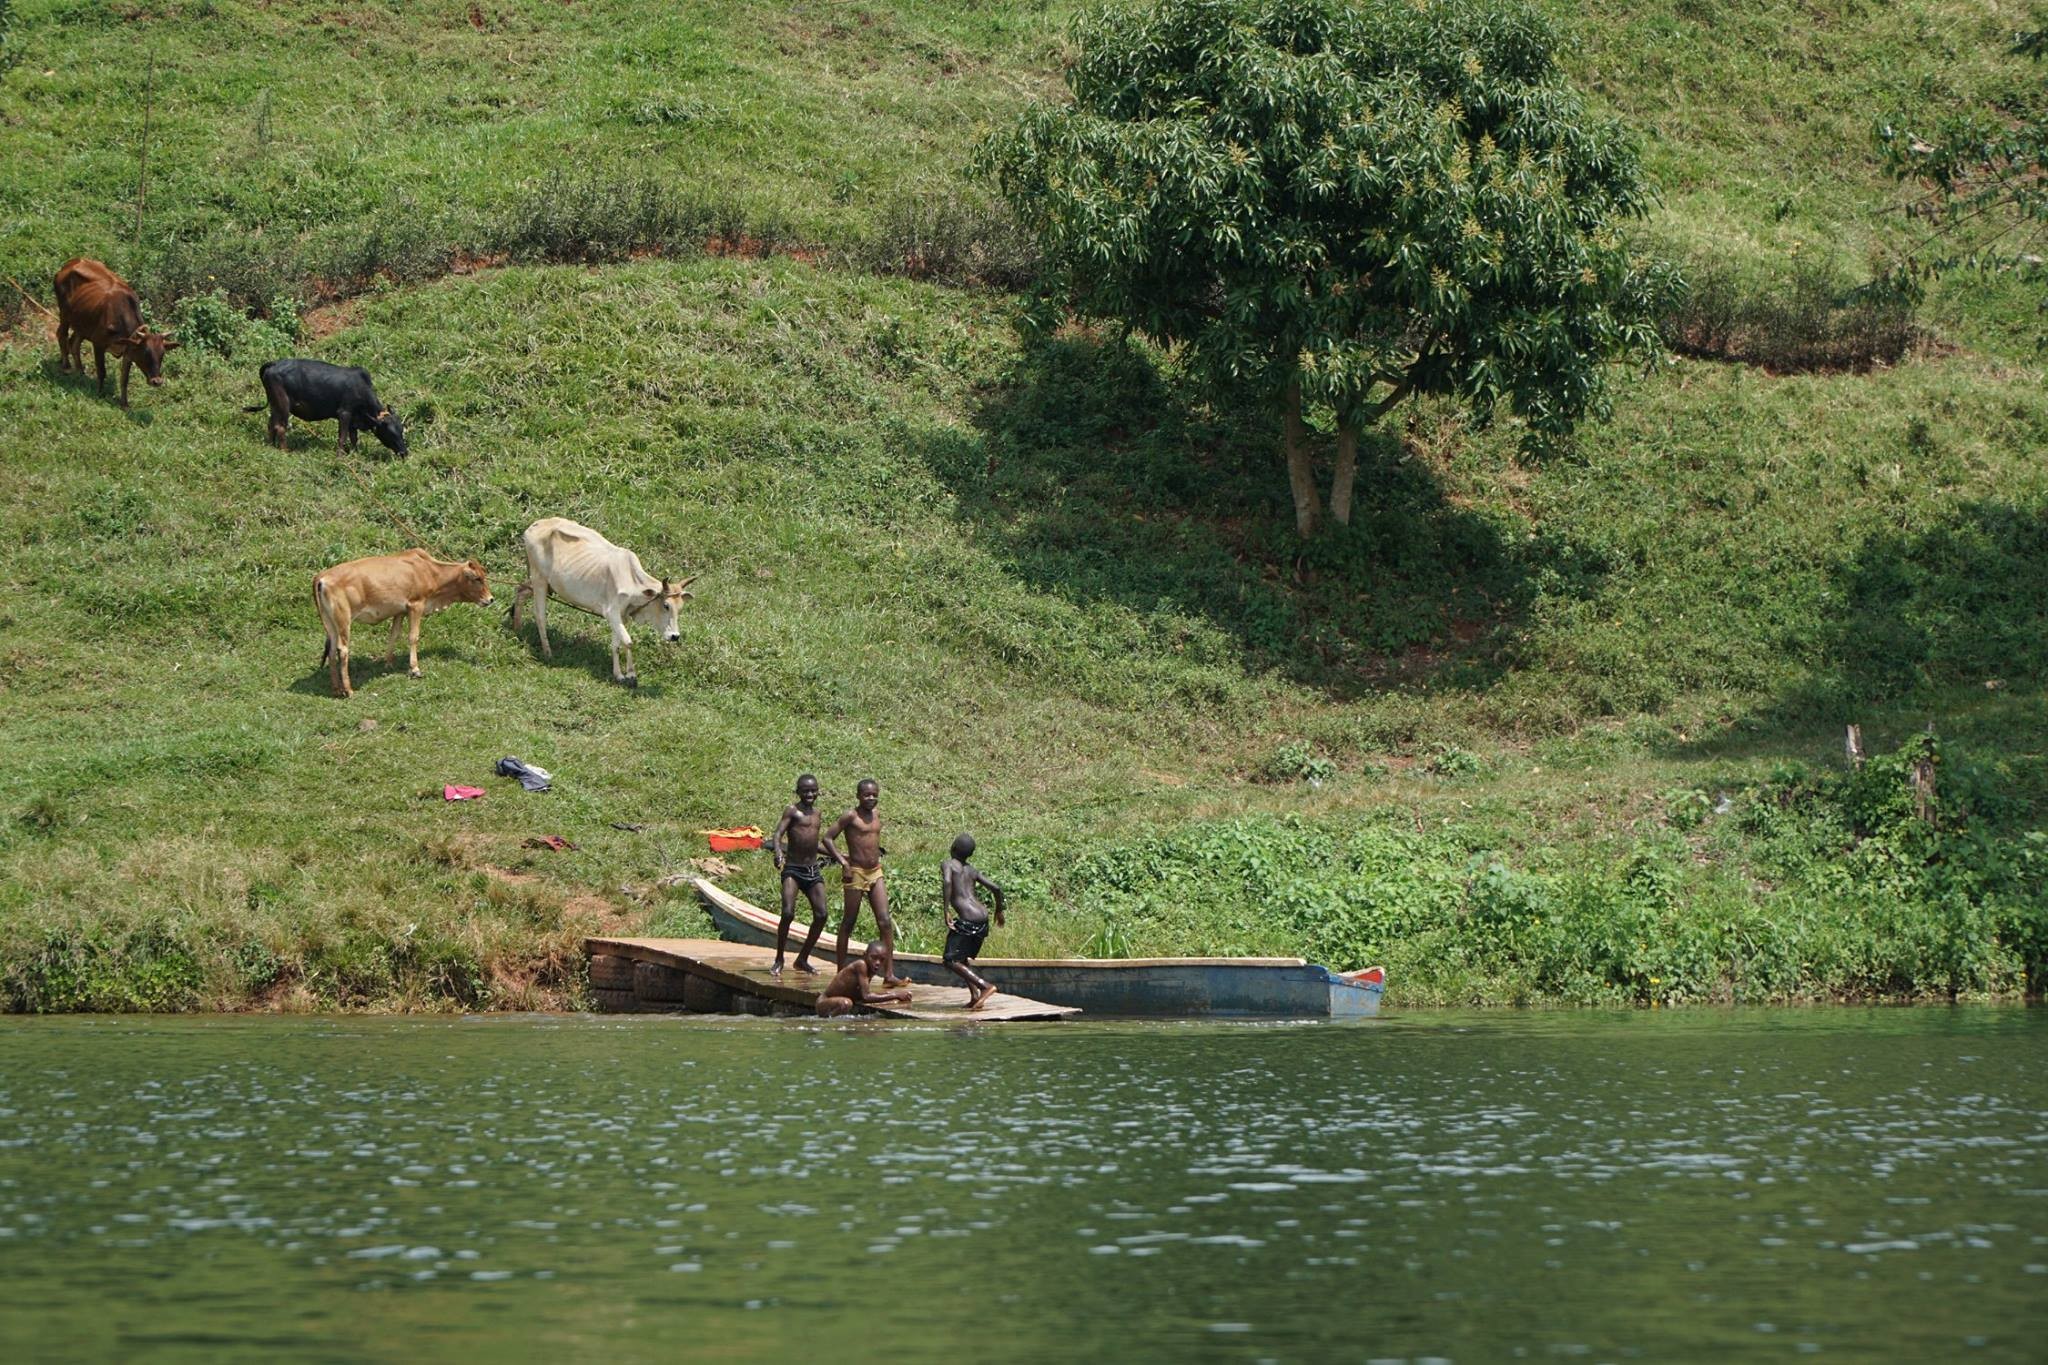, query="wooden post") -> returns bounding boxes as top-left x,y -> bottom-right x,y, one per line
134,53 -> 155,247
1845,724 -> 1864,769
1910,725 -> 1937,824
